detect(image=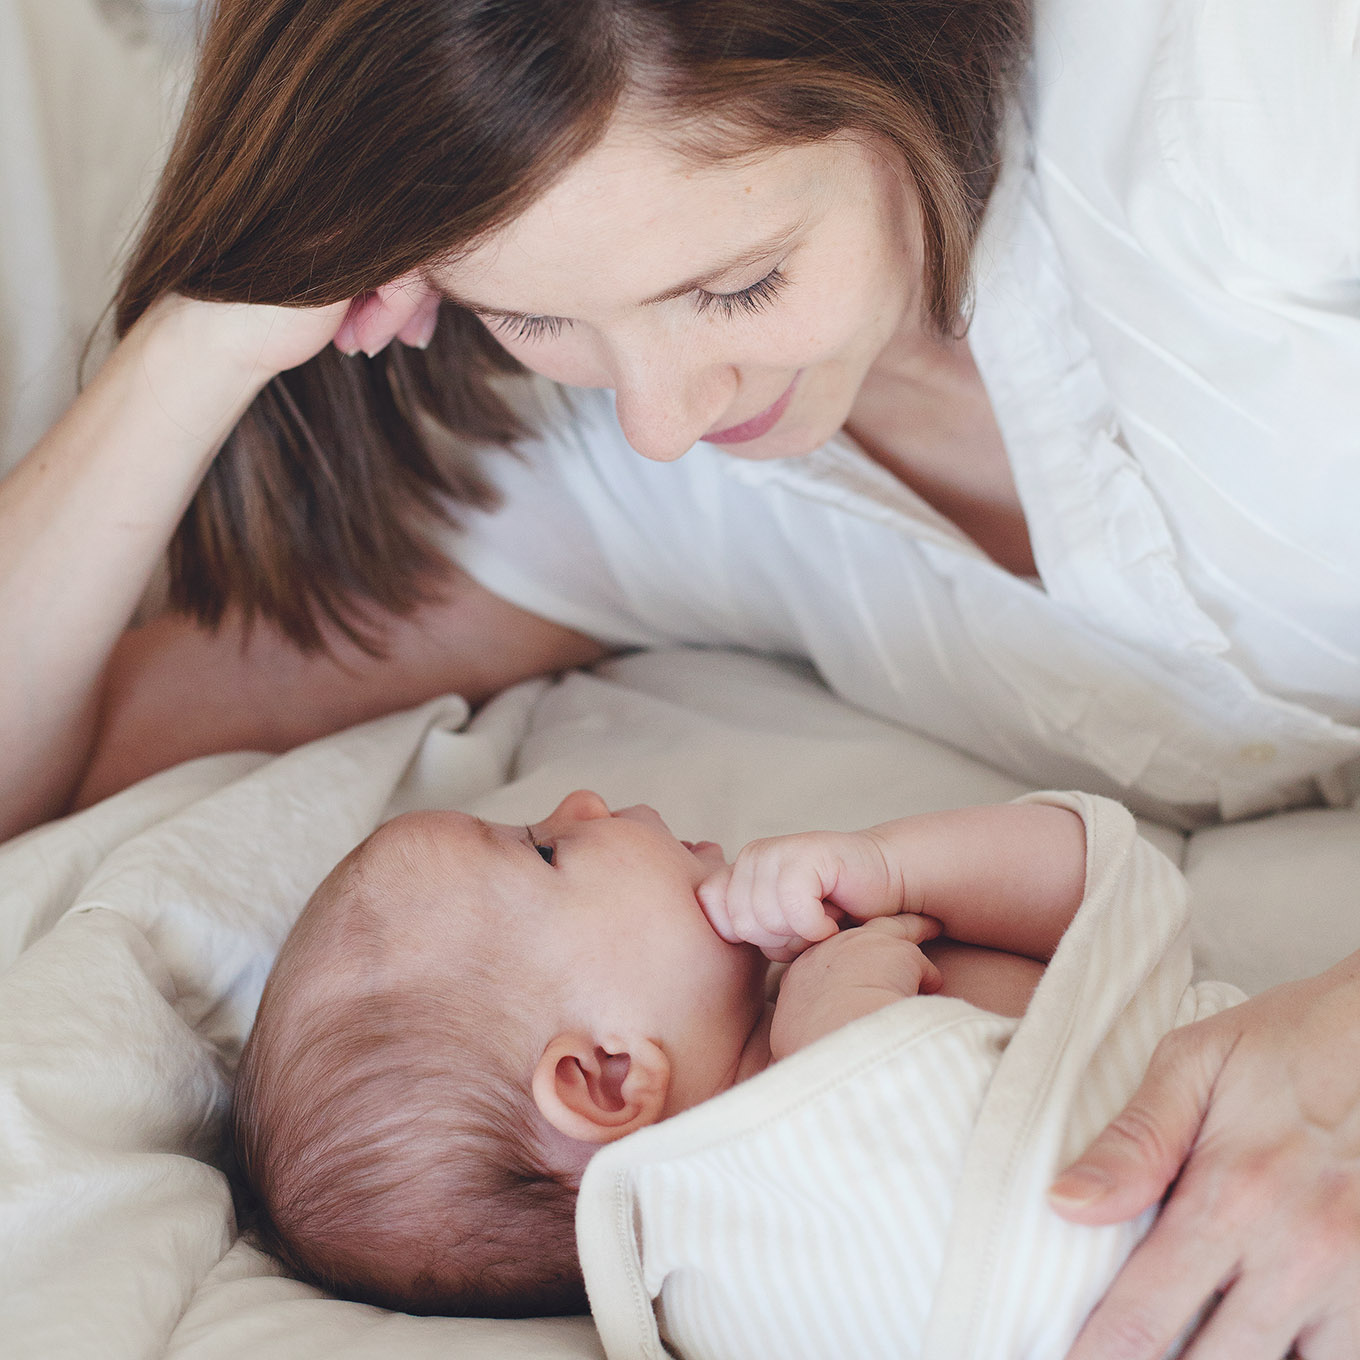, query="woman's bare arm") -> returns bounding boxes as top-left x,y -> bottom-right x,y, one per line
0,284 -> 603,840
75,576 -> 606,809
0,297 -> 293,840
